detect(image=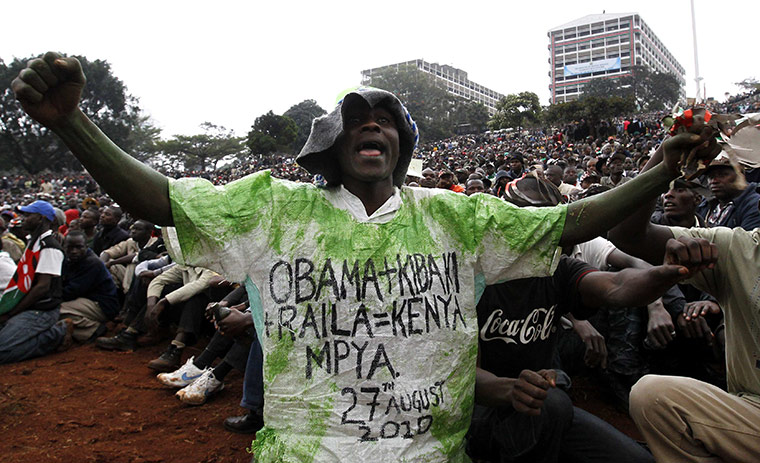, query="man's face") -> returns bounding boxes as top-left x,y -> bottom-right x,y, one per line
662,187 -> 698,219
21,212 -> 42,233
544,167 -> 563,187
337,104 -> 400,187
609,159 -> 624,175
437,173 -> 454,189
465,180 -> 485,196
563,168 -> 578,185
79,211 -> 98,228
420,176 -> 437,188
64,235 -> 87,262
509,159 -> 523,172
130,221 -> 152,243
707,167 -> 740,201
101,207 -> 119,227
